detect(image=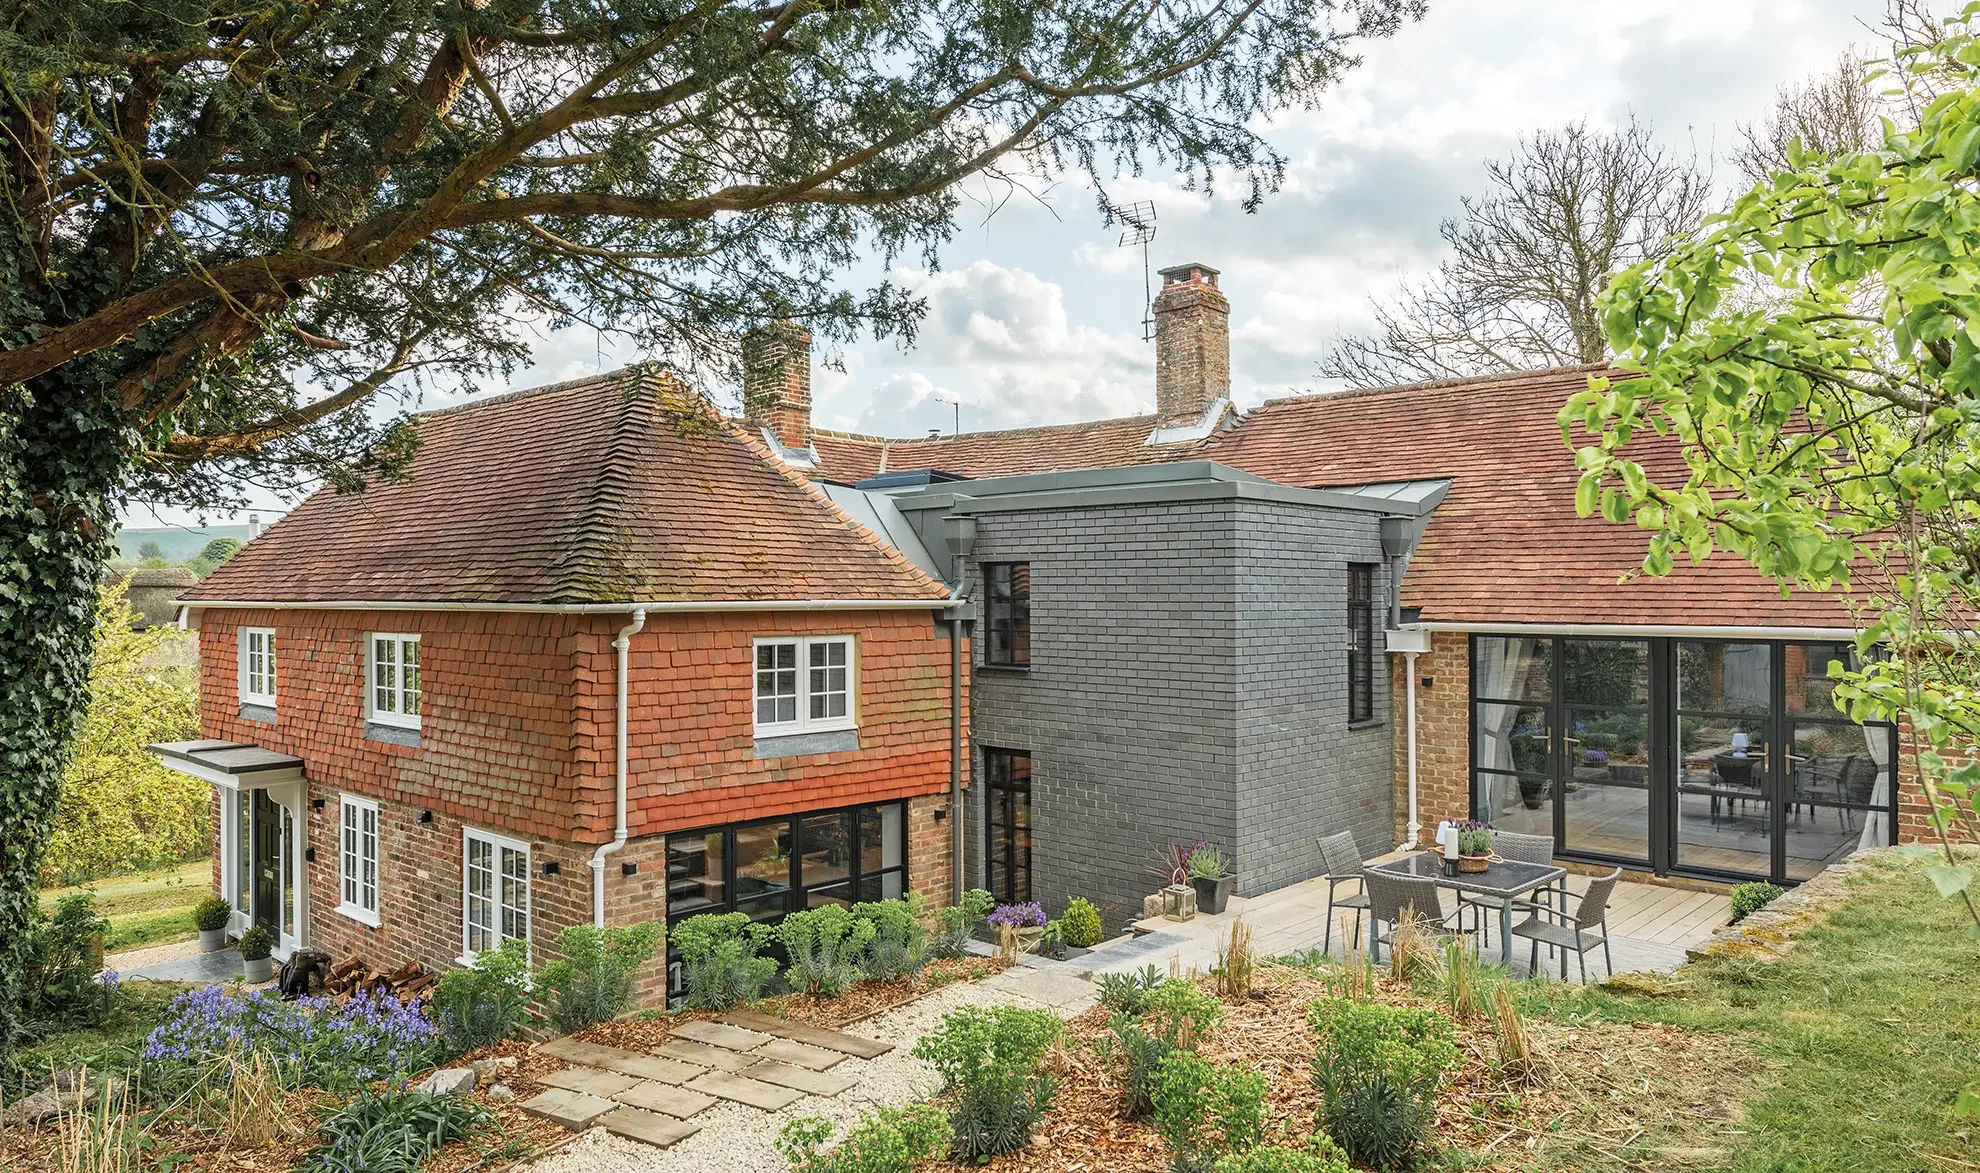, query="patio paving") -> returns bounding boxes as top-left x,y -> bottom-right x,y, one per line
123,947 -> 244,984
